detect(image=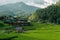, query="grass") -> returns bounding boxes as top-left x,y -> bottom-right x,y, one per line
0,22 -> 60,40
